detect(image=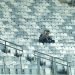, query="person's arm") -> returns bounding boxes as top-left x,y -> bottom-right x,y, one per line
48,36 -> 52,40
48,36 -> 55,43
